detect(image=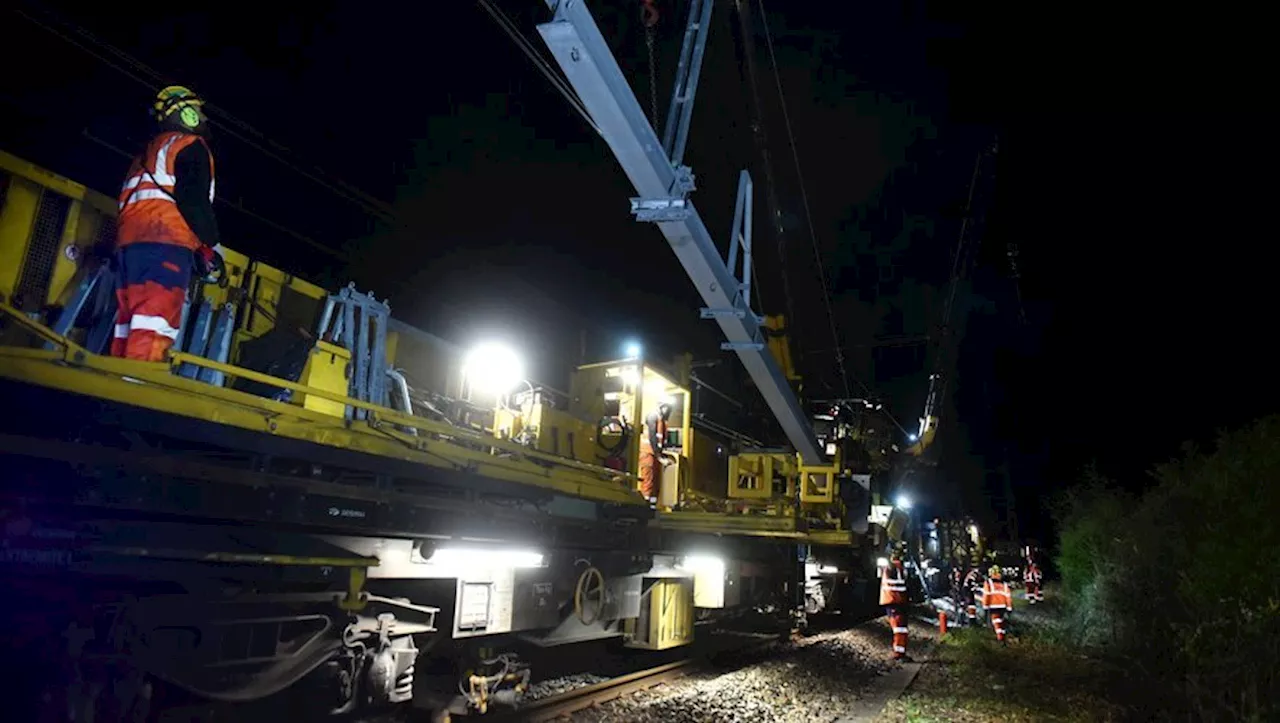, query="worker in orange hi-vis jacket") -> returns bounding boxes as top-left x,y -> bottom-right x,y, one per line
113,85 -> 222,361
637,403 -> 671,505
879,553 -> 910,660
1023,558 -> 1044,604
982,565 -> 1014,644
